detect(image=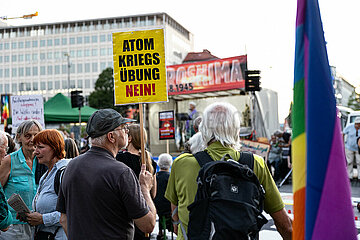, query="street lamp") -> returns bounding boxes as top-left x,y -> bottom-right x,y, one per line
64,52 -> 70,97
